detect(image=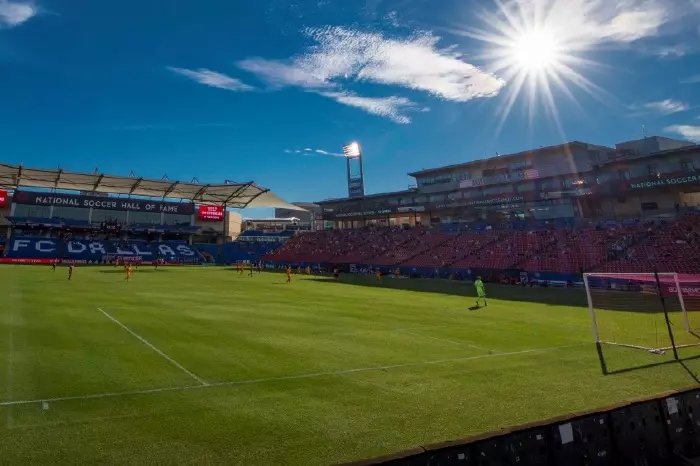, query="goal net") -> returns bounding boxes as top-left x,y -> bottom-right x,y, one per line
584,272 -> 700,353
